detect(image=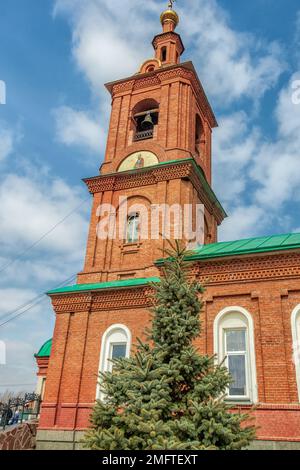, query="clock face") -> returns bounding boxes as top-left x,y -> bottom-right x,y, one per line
118,151 -> 159,172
